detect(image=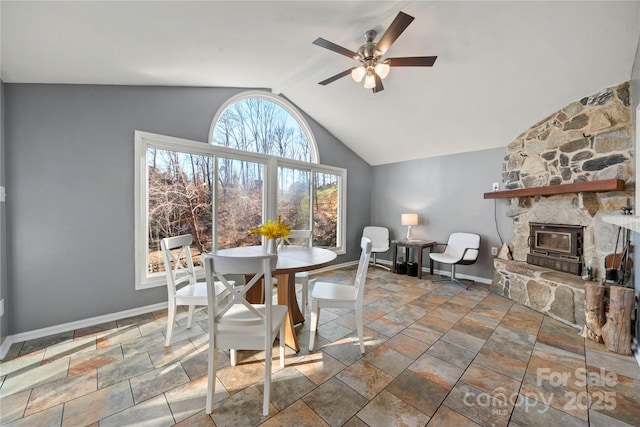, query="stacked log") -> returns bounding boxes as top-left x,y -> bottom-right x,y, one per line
580,282 -> 605,343
601,286 -> 635,355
